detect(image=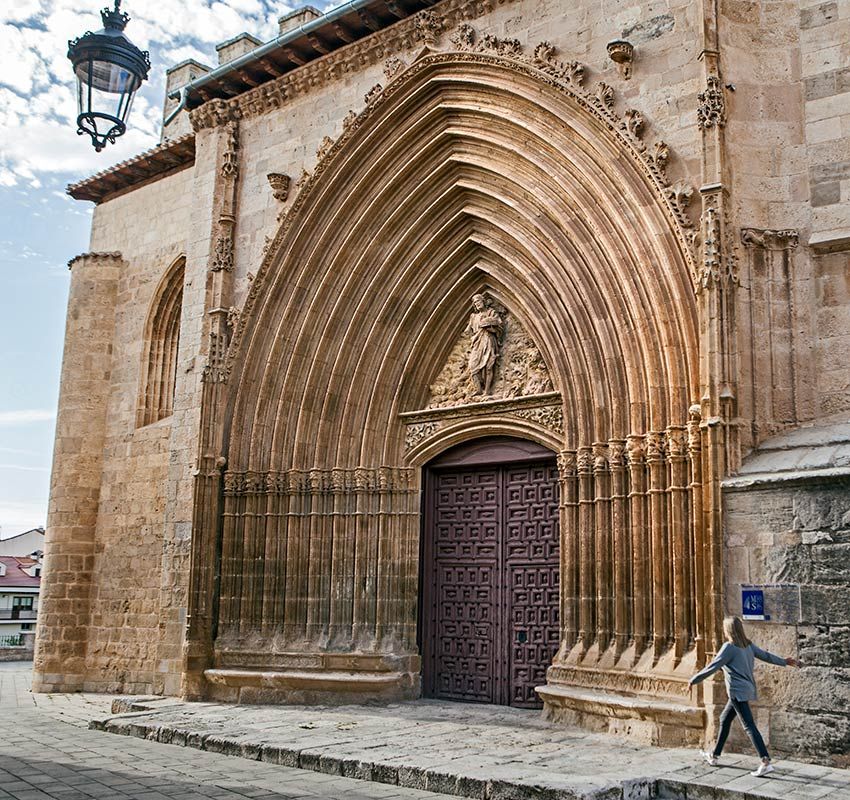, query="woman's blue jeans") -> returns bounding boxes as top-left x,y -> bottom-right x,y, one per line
713,698 -> 770,760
